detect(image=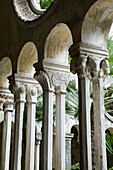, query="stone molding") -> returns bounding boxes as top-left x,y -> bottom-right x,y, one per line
29,0 -> 45,15
35,69 -> 75,93
9,73 -> 41,98
0,88 -> 14,111
13,0 -> 39,22
70,43 -> 110,79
